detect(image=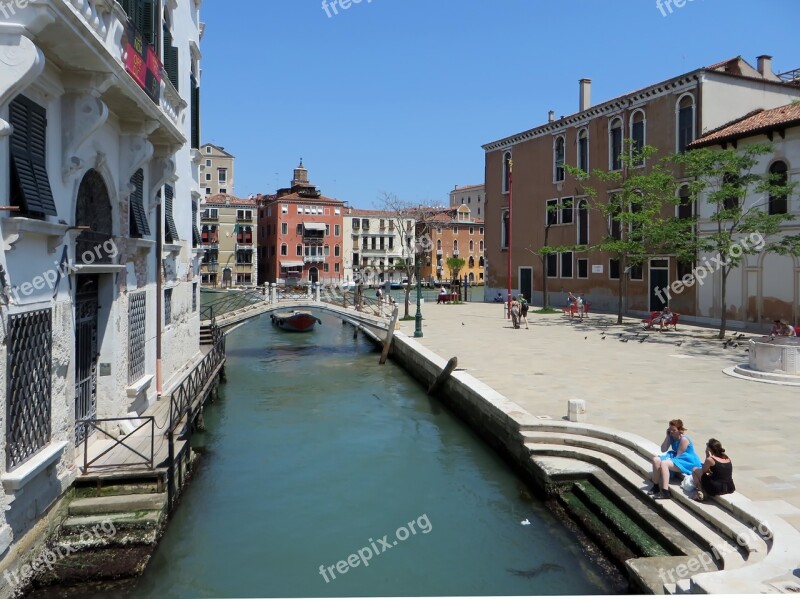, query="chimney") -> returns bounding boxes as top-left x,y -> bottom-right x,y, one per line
548,110 -> 555,123
757,55 -> 773,78
579,78 -> 592,111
